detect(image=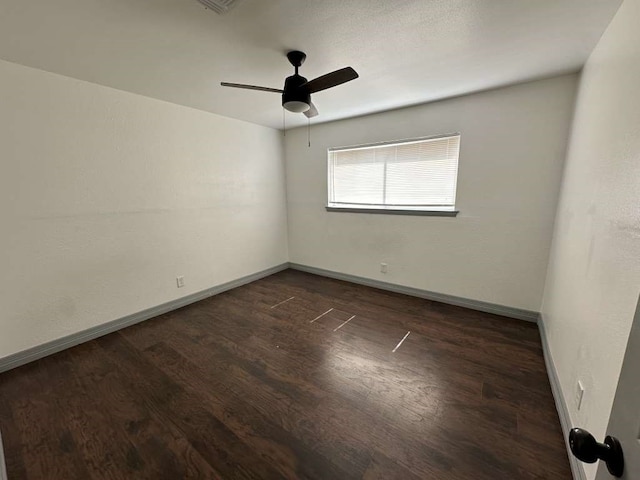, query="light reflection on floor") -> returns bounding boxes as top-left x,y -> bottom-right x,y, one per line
321,340 -> 443,434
